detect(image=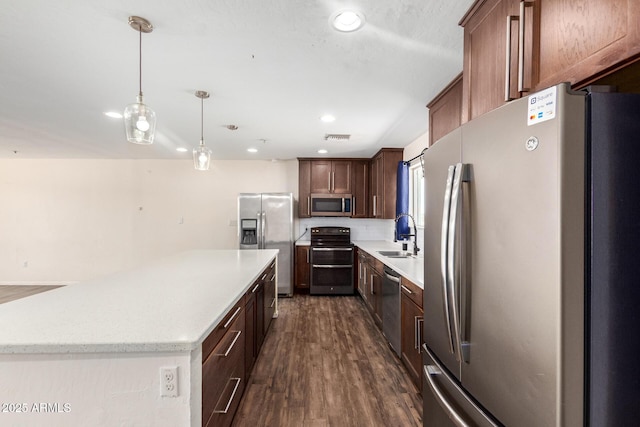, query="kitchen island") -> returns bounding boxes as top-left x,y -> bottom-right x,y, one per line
0,249 -> 278,427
